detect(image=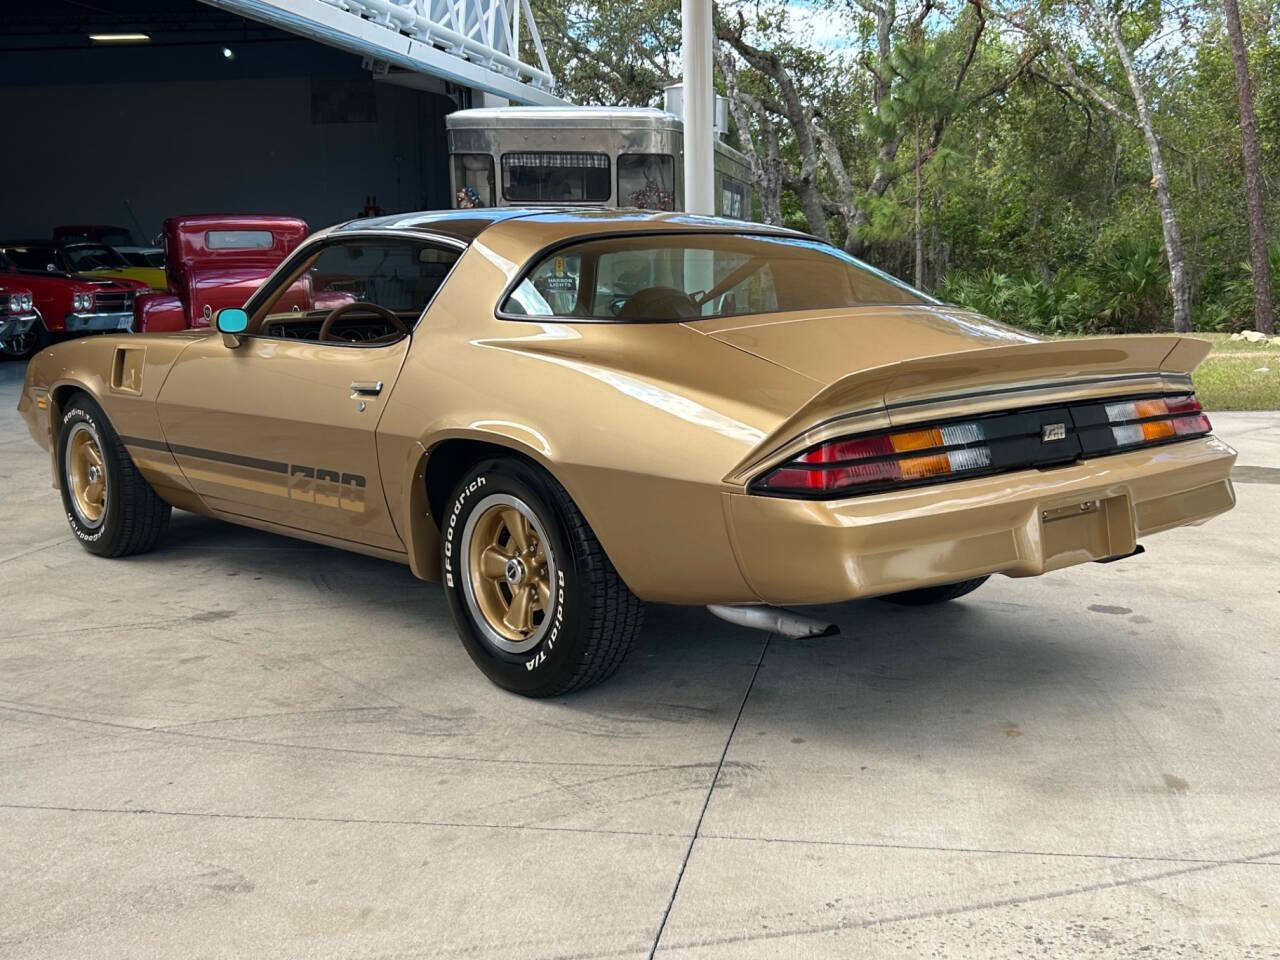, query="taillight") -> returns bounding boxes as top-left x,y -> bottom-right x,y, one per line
757,420 -> 994,496
1106,394 -> 1210,446
754,392 -> 1213,499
